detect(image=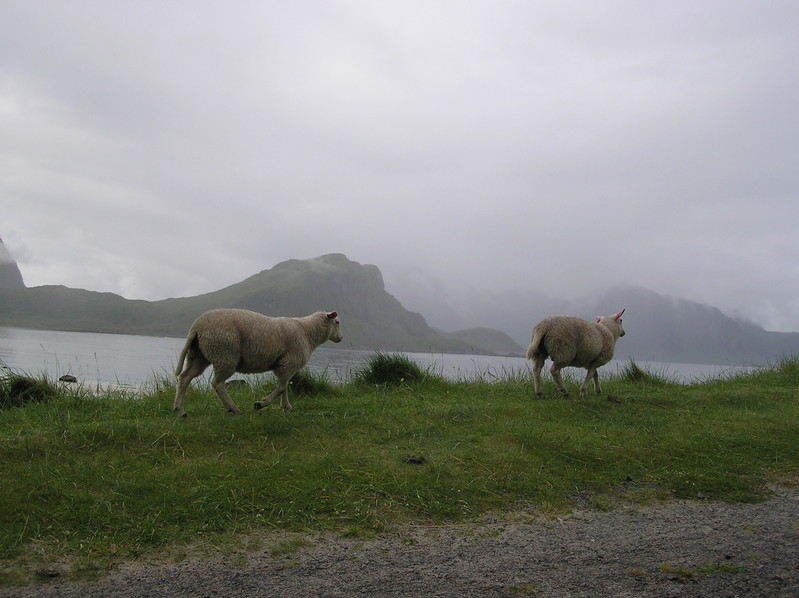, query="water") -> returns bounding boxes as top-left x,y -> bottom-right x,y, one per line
0,326 -> 756,390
